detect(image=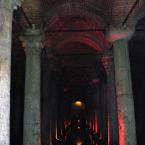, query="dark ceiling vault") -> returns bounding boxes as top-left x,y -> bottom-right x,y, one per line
12,0 -> 145,28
